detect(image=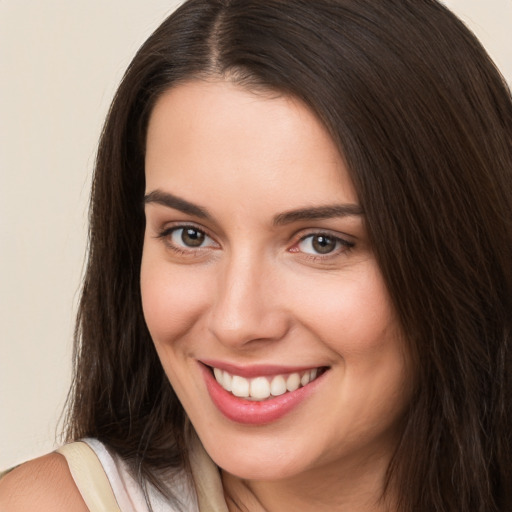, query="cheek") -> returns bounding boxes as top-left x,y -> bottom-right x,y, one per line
140,250 -> 210,346
293,263 -> 397,356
